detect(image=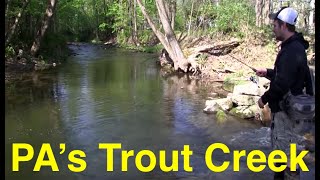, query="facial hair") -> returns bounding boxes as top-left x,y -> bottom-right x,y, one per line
275,32 -> 284,41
